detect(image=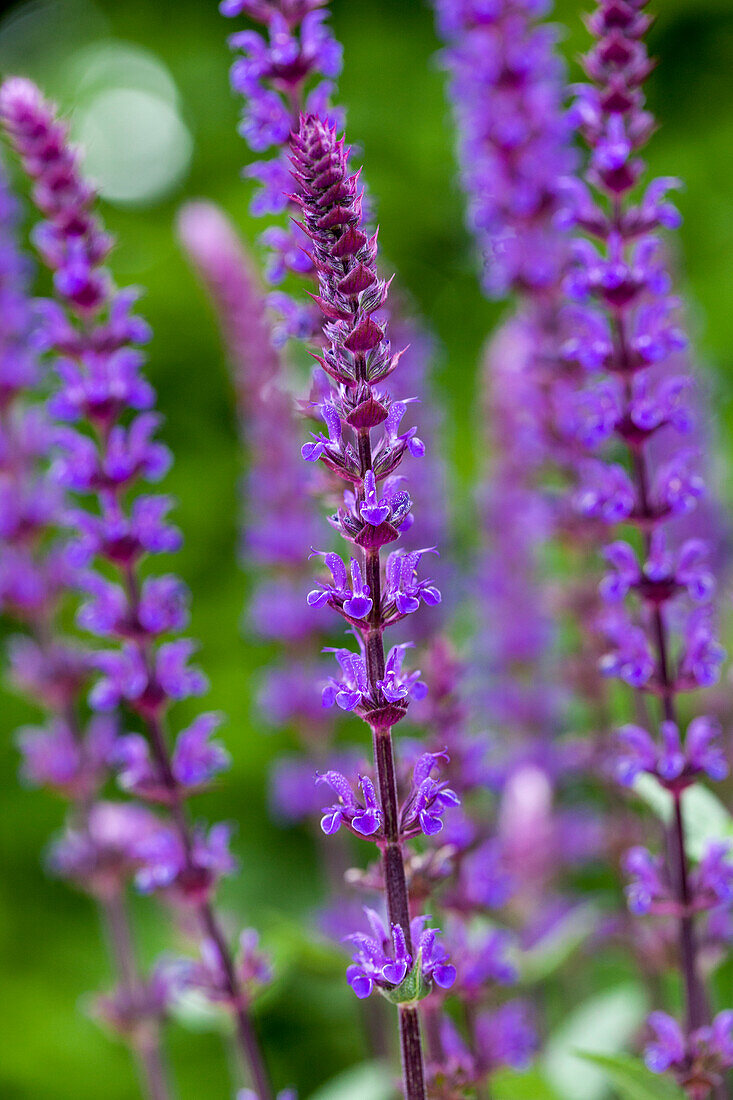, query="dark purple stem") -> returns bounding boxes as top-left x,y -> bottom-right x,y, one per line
612,311 -> 709,1037
101,895 -> 173,1100
357,432 -> 426,1097
123,578 -> 274,1100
